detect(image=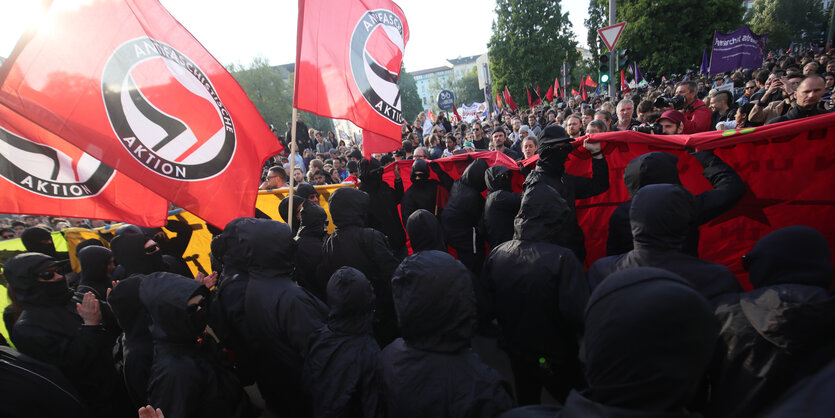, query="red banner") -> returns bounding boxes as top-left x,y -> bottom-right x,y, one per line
294,0 -> 409,155
546,85 -> 555,102
504,87 -> 518,111
0,0 -> 281,228
0,103 -> 168,226
583,75 -> 598,88
553,76 -> 561,100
